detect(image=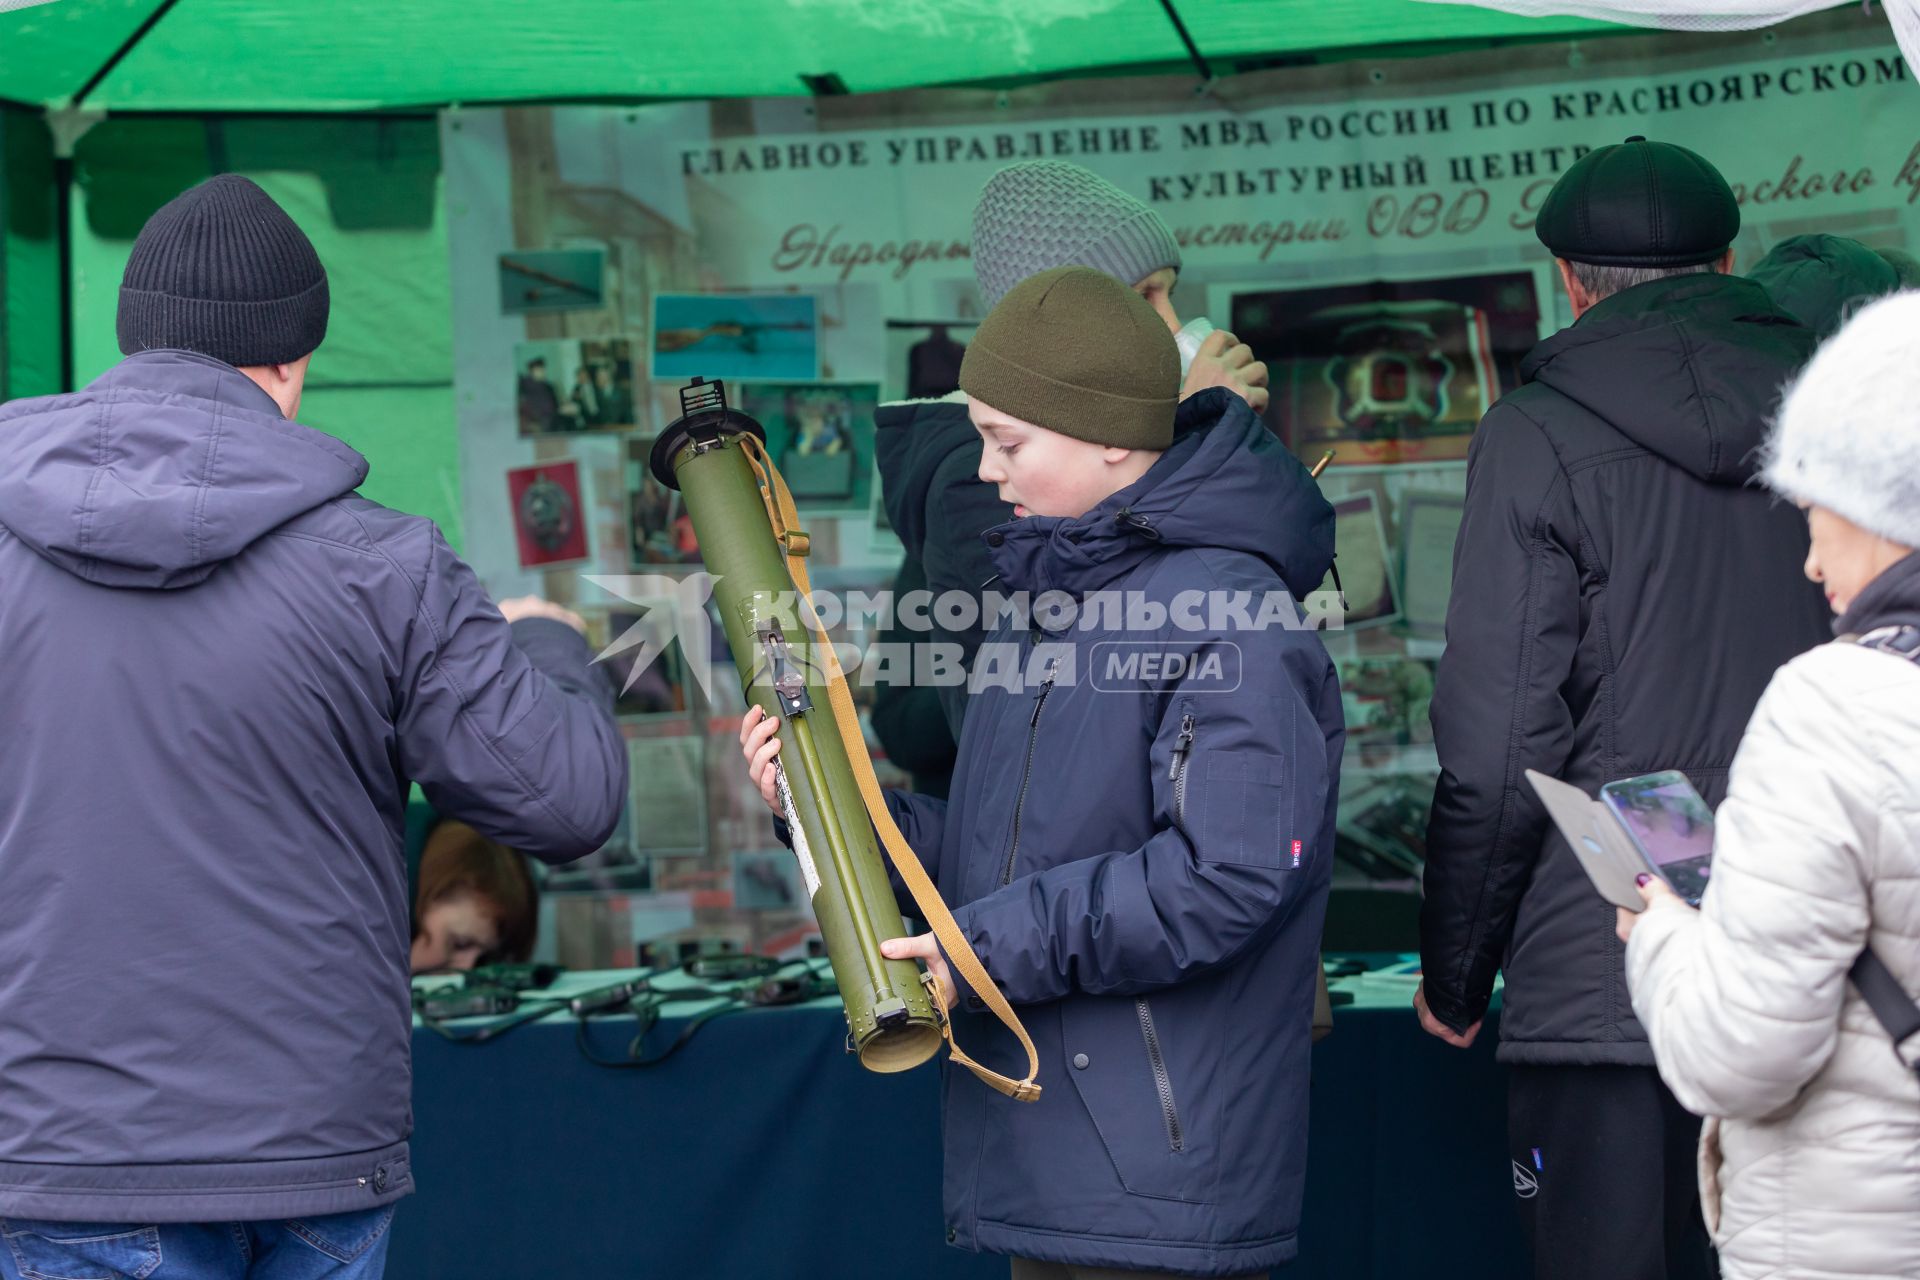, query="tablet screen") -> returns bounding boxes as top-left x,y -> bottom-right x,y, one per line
1600,771 -> 1715,904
